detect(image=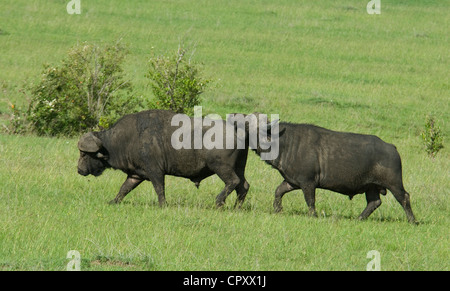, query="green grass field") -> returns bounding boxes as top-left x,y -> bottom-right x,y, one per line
0,0 -> 448,270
